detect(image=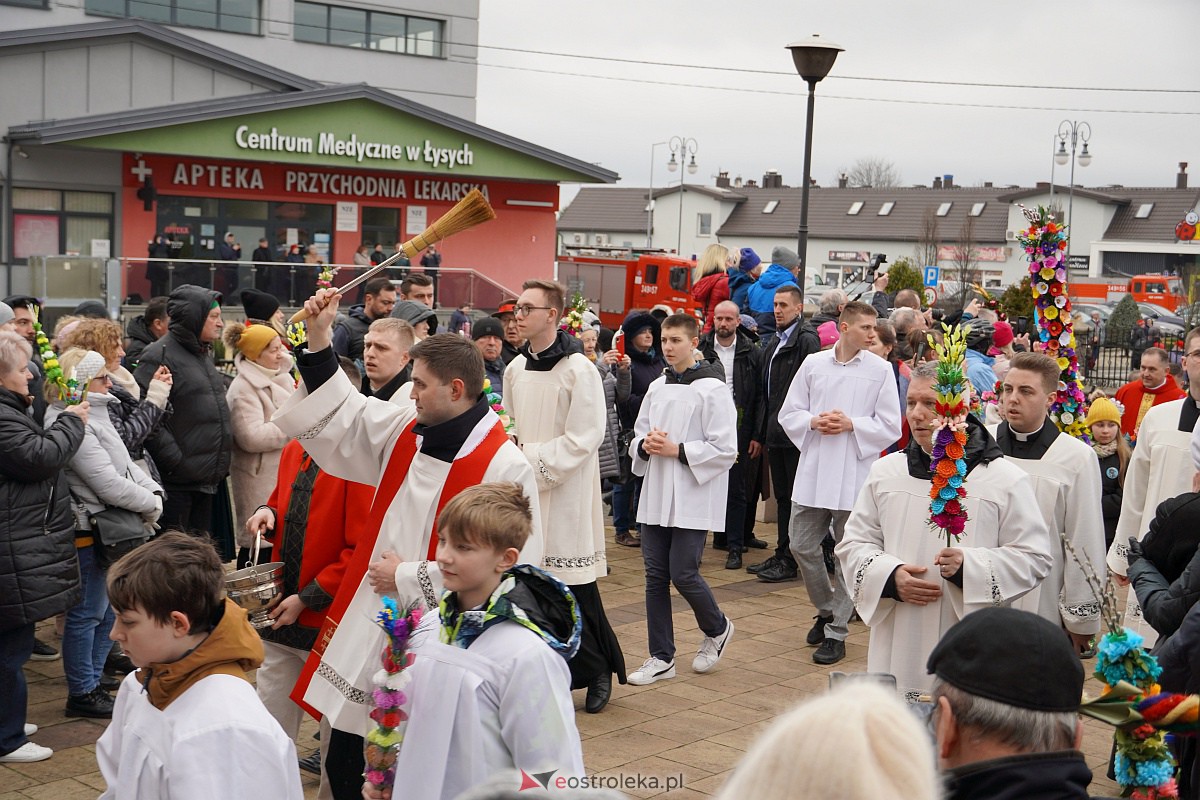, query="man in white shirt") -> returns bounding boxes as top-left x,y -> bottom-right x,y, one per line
779,300 -> 902,665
